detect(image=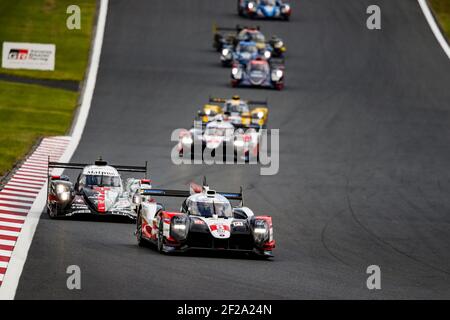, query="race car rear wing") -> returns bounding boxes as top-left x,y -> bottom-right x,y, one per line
47,158 -> 148,175
213,24 -> 260,33
208,96 -> 268,106
140,188 -> 243,201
